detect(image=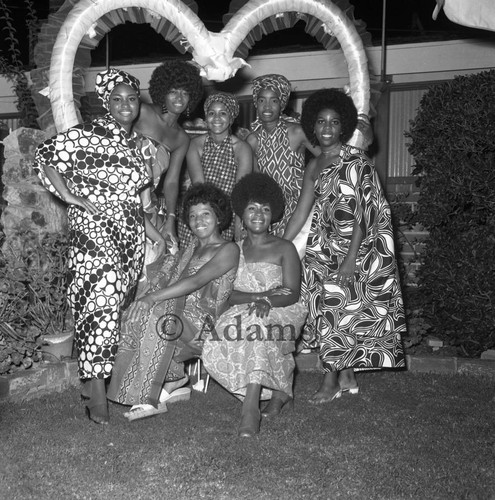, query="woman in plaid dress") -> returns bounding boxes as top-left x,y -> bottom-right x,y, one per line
179,92 -> 252,247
